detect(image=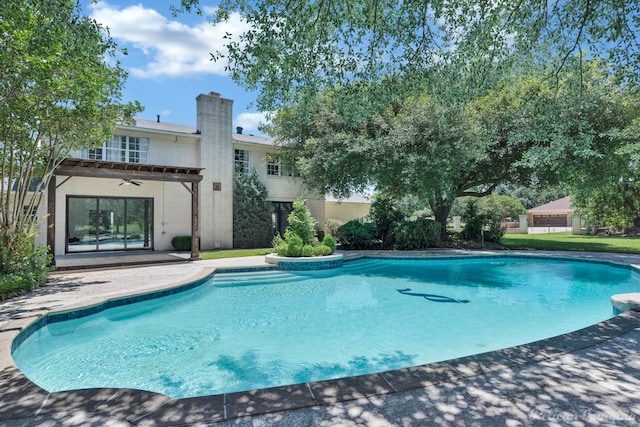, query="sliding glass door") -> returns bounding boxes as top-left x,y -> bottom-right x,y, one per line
67,196 -> 153,252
